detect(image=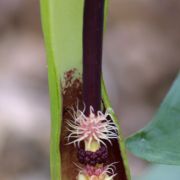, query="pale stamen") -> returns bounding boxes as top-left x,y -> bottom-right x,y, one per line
66,105 -> 118,148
